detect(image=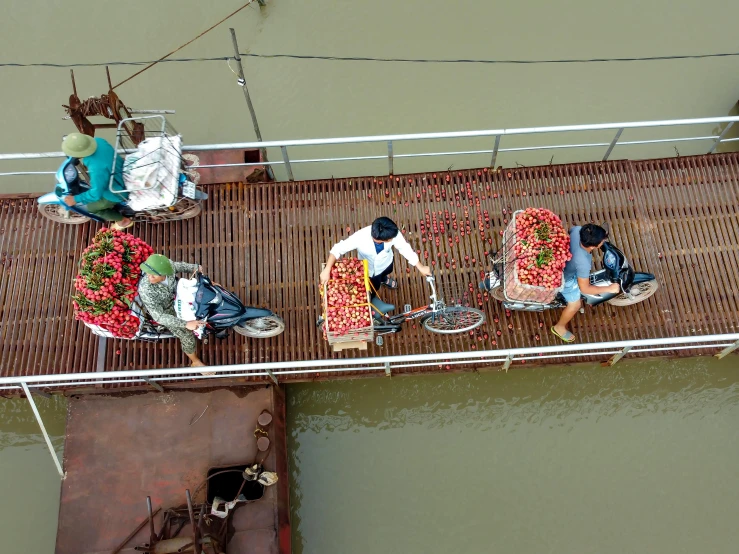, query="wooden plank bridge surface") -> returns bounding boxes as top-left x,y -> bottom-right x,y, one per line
1,153 -> 738,388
